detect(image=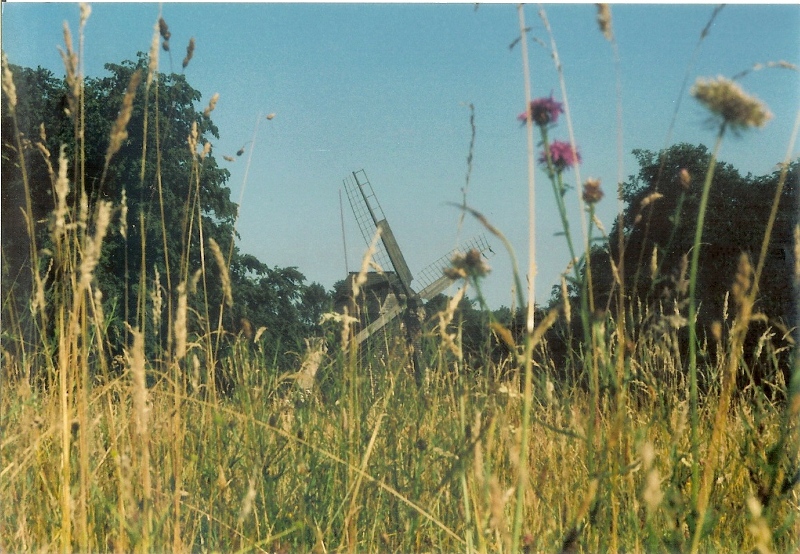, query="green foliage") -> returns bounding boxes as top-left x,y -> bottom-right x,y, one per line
1,58 -> 330,370
592,143 -> 797,324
